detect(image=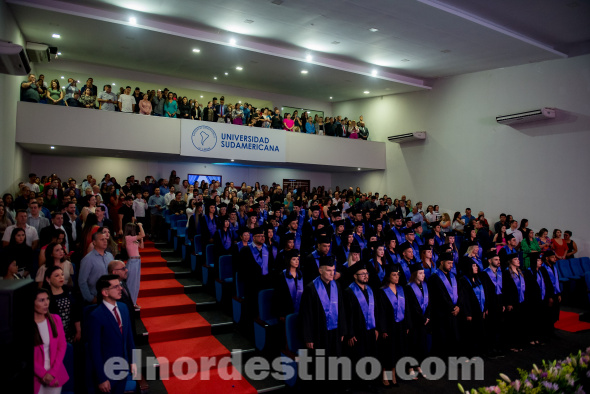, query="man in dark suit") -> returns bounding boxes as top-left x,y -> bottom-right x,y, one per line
39,212 -> 73,251
108,260 -> 137,338
62,201 -> 78,248
215,95 -> 227,123
88,275 -> 136,394
395,200 -> 410,218
96,206 -> 114,234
